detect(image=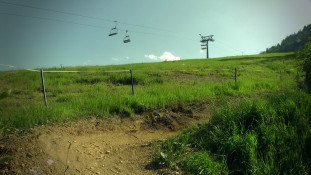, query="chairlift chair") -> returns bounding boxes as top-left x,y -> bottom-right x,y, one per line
123,30 -> 131,43
108,21 -> 118,36
109,27 -> 118,36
